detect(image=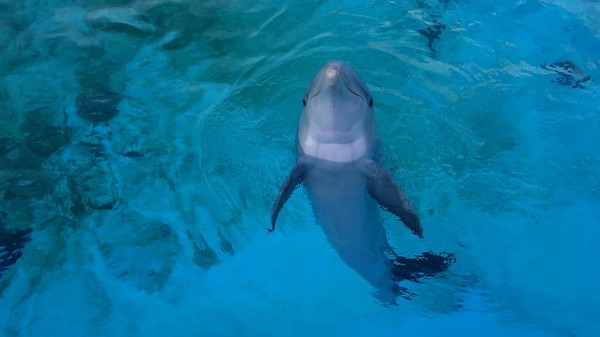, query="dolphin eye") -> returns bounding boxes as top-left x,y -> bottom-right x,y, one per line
302,98 -> 307,106
368,98 -> 374,107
